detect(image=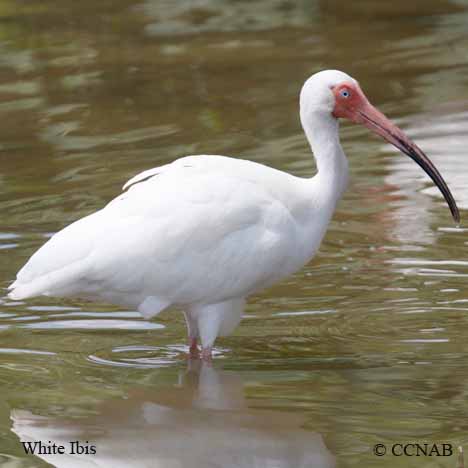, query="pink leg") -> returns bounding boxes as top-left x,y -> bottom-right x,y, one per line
189,337 -> 199,358
201,347 -> 212,362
